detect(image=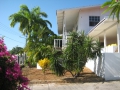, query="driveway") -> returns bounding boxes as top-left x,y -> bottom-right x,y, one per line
29,81 -> 120,90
